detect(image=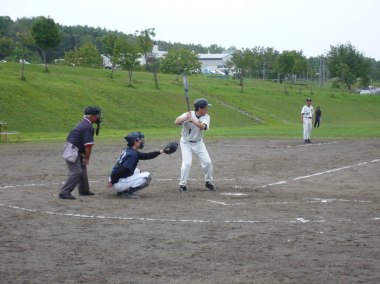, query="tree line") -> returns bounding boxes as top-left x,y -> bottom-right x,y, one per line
1,16 -> 379,90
